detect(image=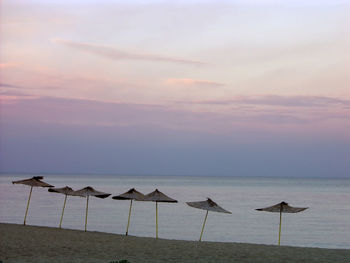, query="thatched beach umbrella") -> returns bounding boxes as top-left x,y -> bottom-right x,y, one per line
186,198 -> 231,241
48,186 -> 83,228
73,186 -> 111,231
143,189 -> 177,238
12,176 -> 54,225
255,201 -> 308,245
112,188 -> 145,236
